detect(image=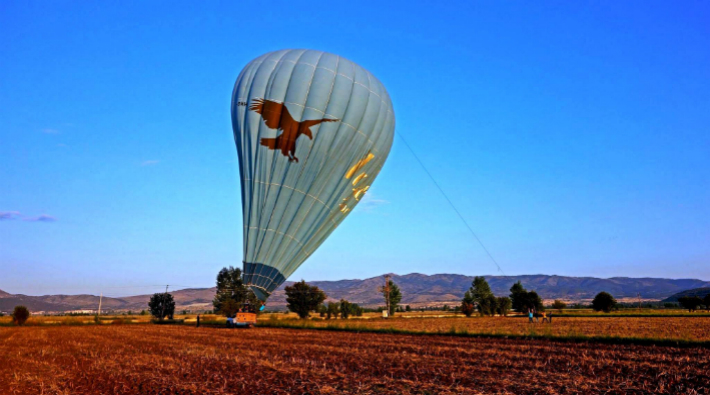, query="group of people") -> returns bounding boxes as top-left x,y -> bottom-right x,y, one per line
527,308 -> 553,323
